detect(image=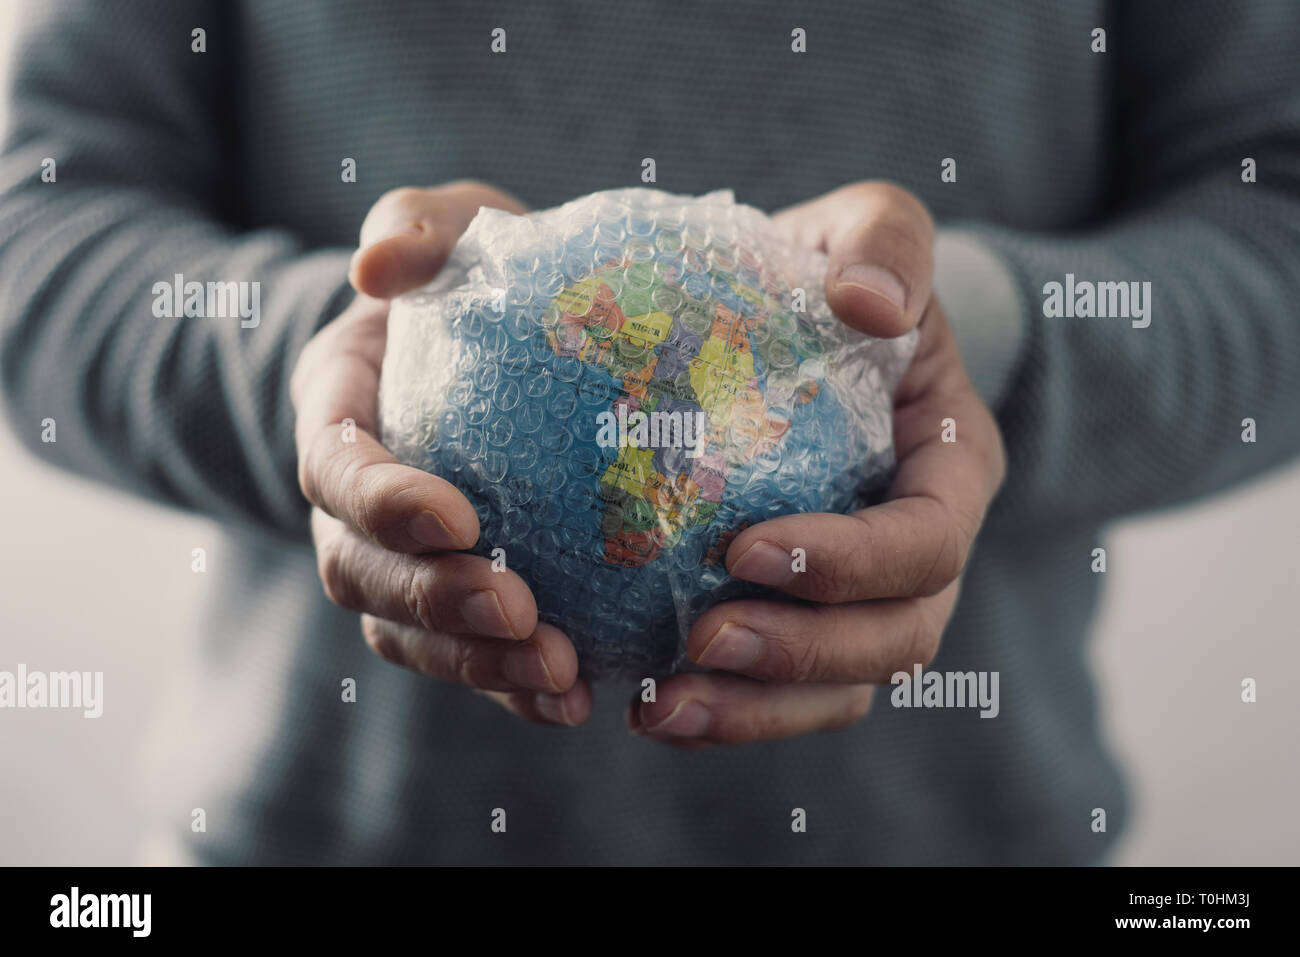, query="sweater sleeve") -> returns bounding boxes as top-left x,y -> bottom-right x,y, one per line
0,0 -> 353,539
956,0 -> 1300,535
